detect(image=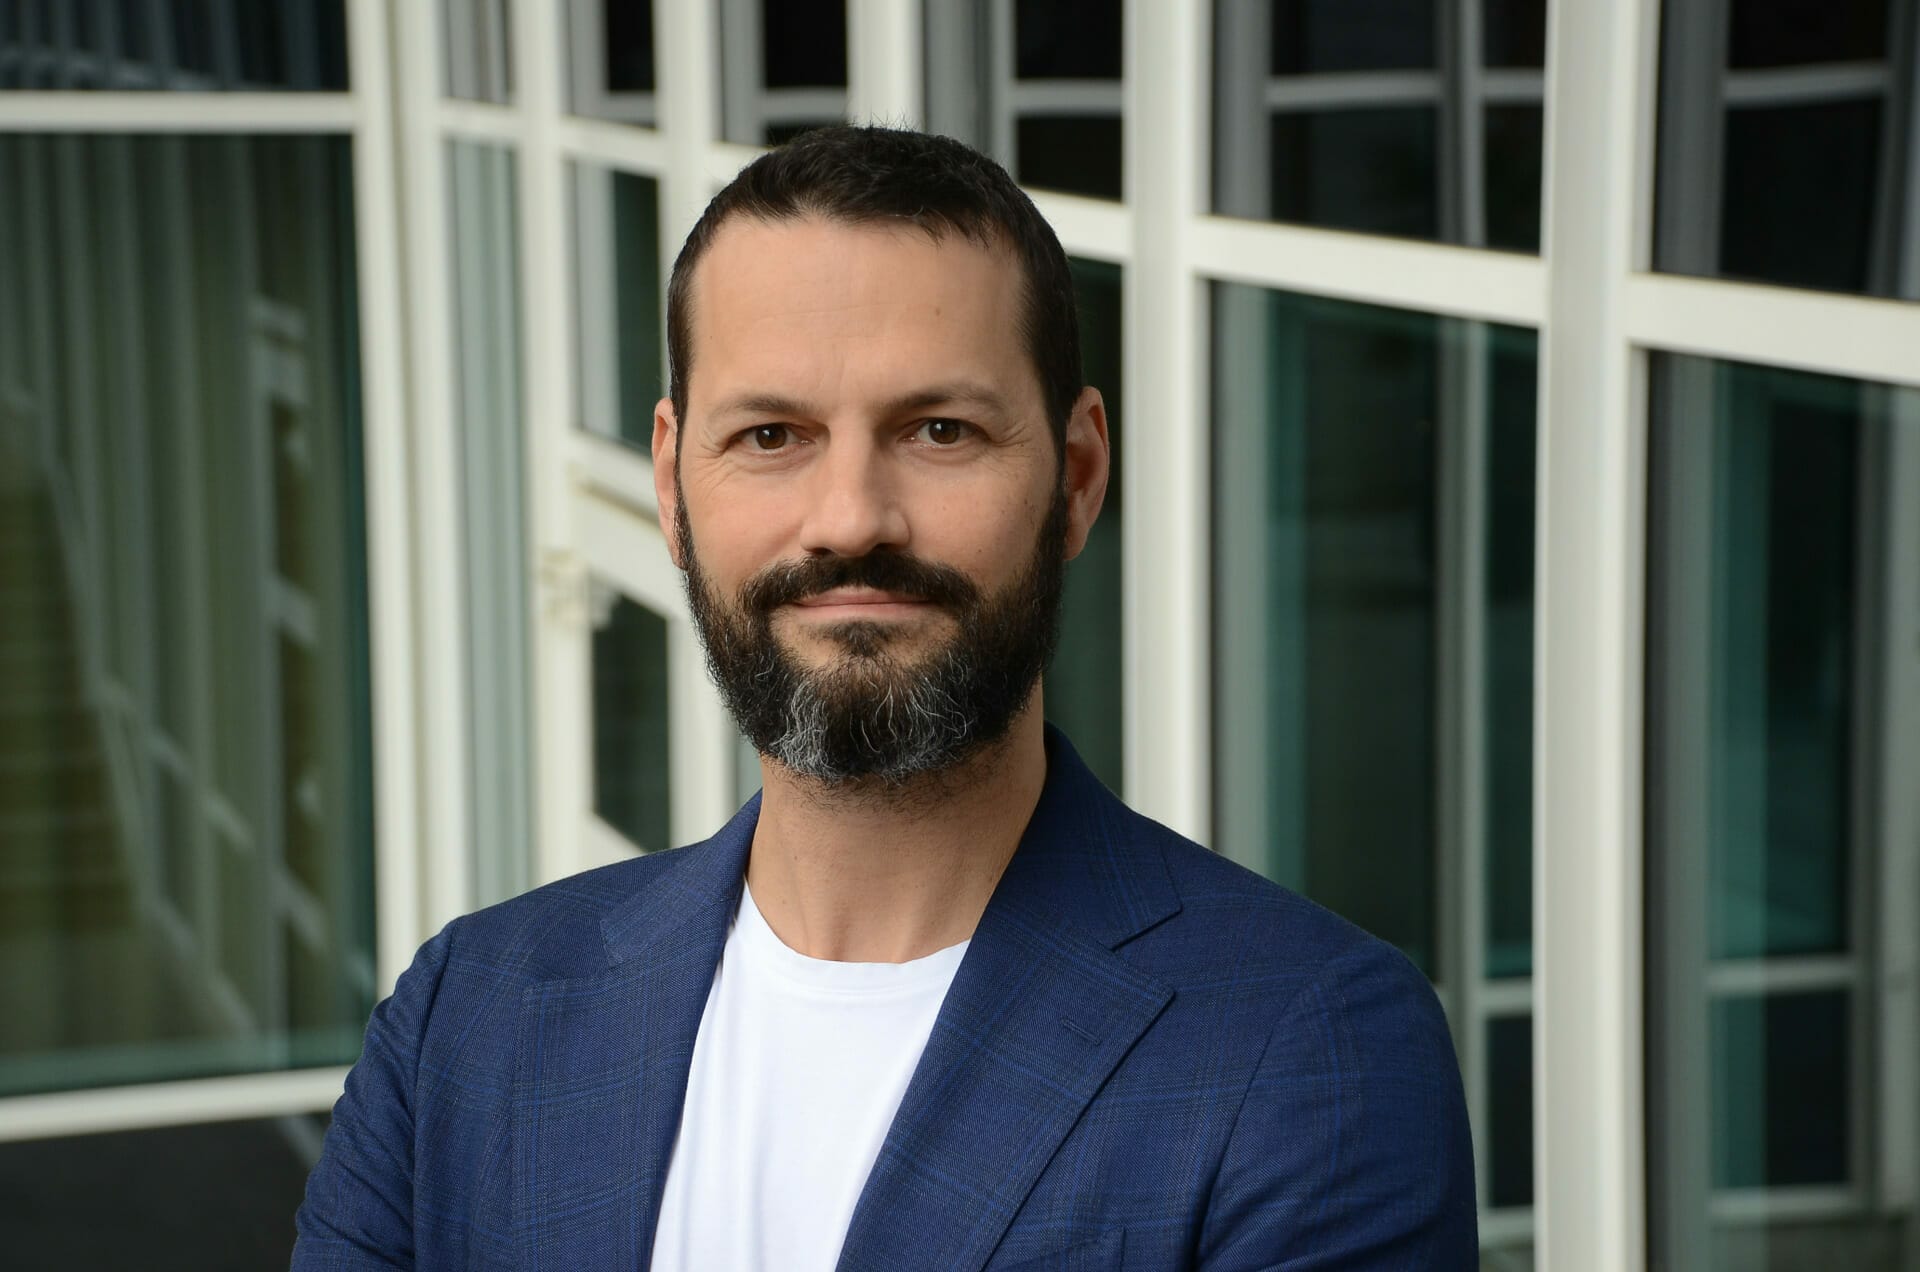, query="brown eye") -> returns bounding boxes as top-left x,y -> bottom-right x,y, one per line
920,419 -> 966,445
751,424 -> 790,450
